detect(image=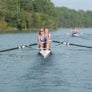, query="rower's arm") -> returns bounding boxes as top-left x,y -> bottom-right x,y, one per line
37,36 -> 43,44
49,34 -> 51,40
37,36 -> 40,44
